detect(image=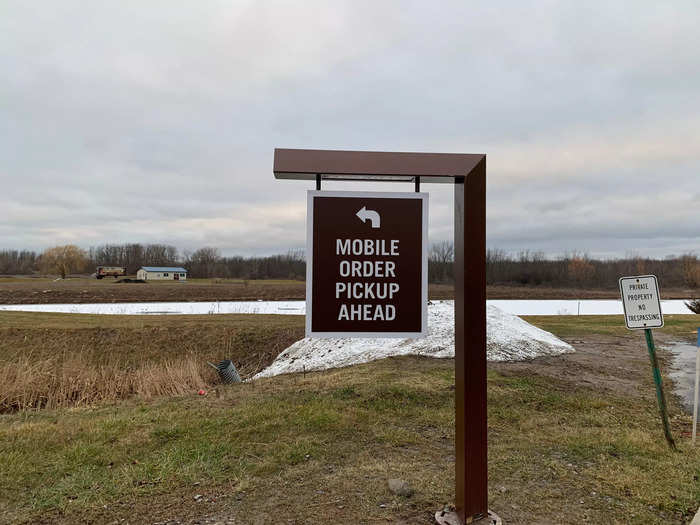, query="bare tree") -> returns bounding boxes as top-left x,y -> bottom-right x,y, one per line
430,240 -> 454,264
0,250 -> 38,275
429,240 -> 454,283
144,244 -> 179,266
567,253 -> 595,287
287,248 -> 305,262
680,254 -> 700,288
39,245 -> 88,278
187,247 -> 221,278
